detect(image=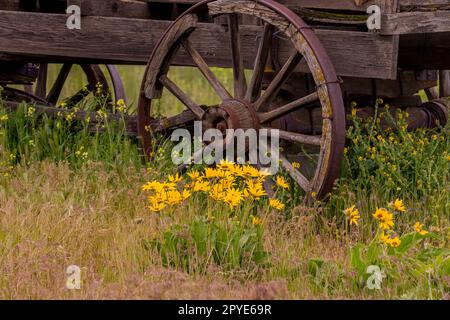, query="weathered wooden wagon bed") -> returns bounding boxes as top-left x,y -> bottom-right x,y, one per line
1,0 -> 449,202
